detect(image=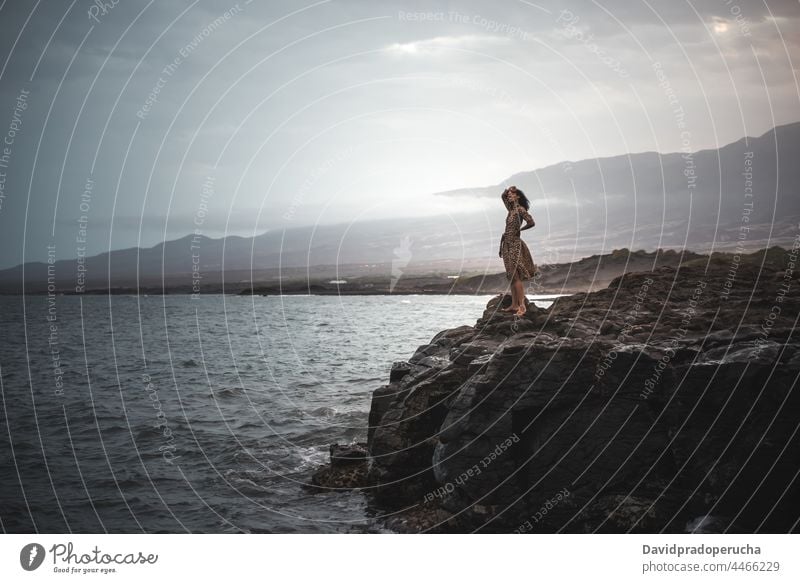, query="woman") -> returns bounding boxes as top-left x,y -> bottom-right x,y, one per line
499,185 -> 536,316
